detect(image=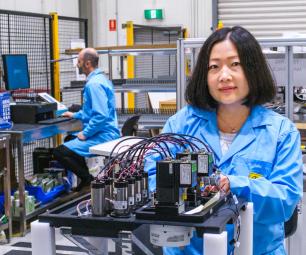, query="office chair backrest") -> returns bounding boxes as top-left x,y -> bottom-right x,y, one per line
284,206 -> 298,238
121,115 -> 141,136
68,104 -> 81,112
